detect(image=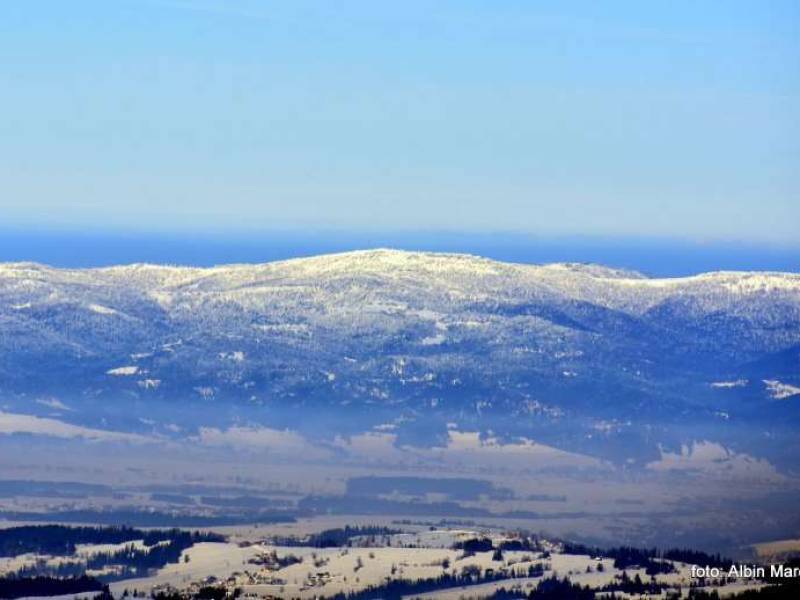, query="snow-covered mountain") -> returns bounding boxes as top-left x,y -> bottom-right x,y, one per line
1,248 -> 798,400
1,249 -> 798,464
